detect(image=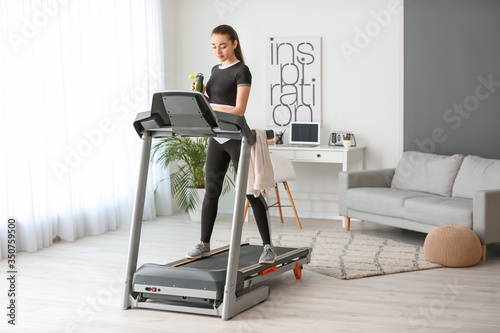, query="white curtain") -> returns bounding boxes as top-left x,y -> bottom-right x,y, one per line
0,0 -> 166,258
